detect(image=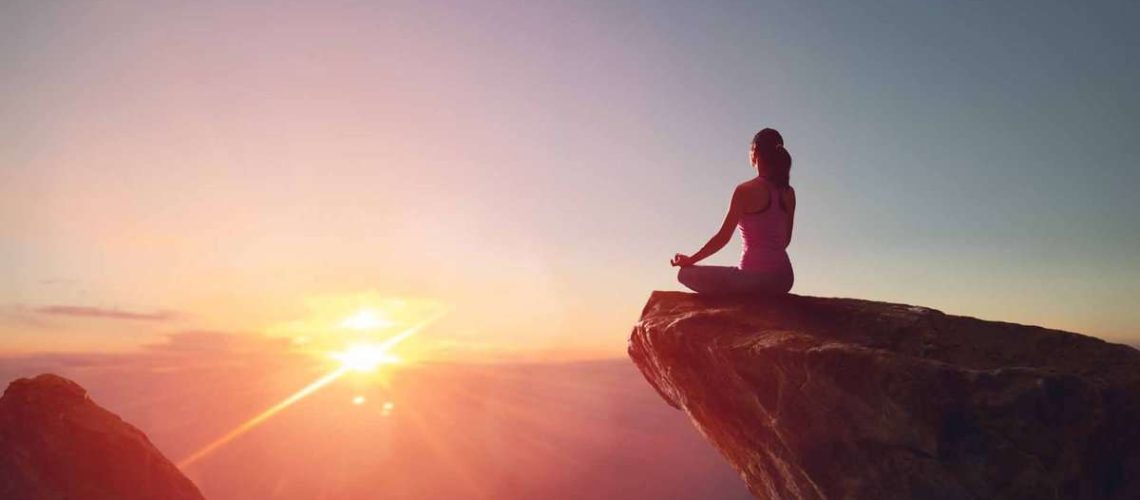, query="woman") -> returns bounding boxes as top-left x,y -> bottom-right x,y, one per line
671,128 -> 795,295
